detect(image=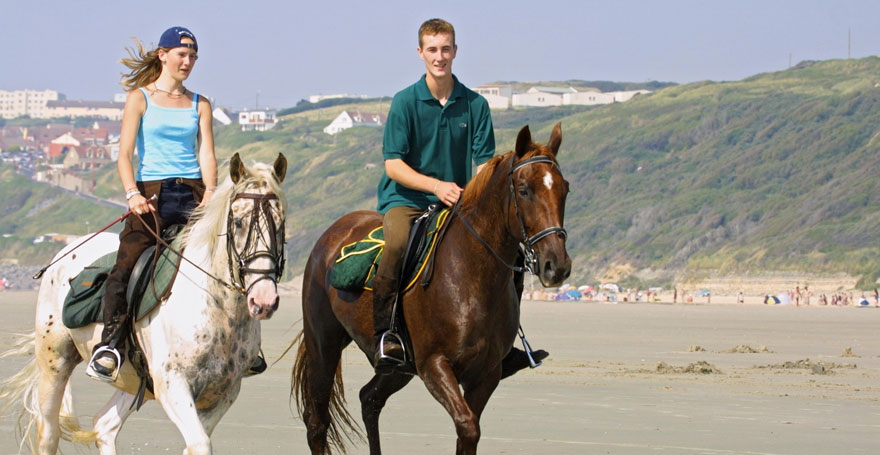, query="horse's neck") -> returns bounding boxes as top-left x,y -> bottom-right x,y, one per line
456,174 -> 519,267
179,225 -> 241,313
